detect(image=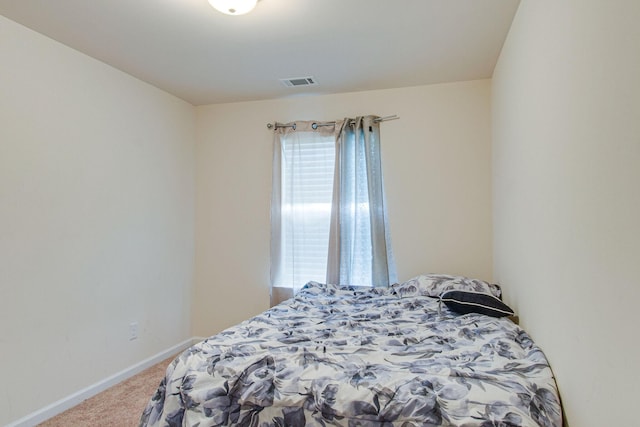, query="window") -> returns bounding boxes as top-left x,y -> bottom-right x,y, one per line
278,131 -> 335,287
271,117 -> 396,298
